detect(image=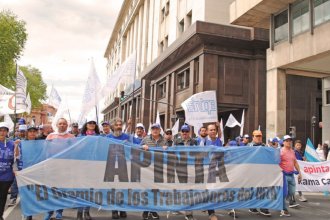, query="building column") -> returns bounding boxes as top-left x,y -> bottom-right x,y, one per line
266,68 -> 287,140
322,77 -> 330,143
